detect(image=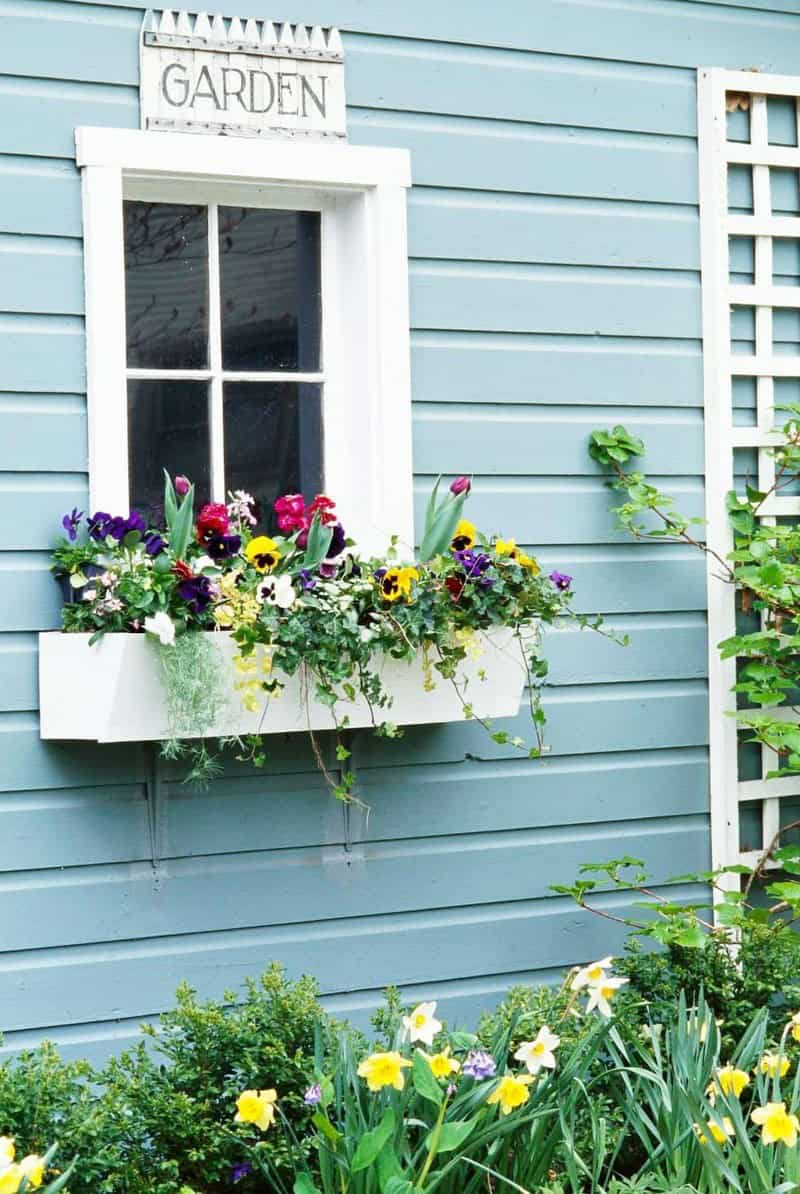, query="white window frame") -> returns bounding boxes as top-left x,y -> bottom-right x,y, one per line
698,68 -> 800,896
75,126 -> 414,557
